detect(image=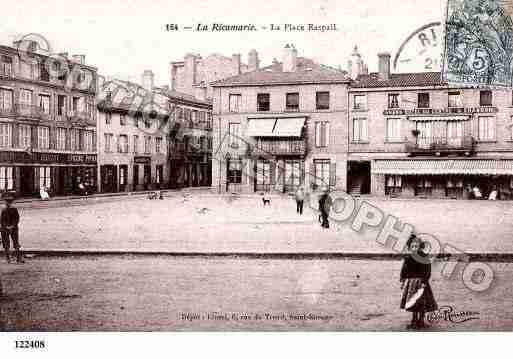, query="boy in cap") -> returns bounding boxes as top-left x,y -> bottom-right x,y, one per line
1,193 -> 23,264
